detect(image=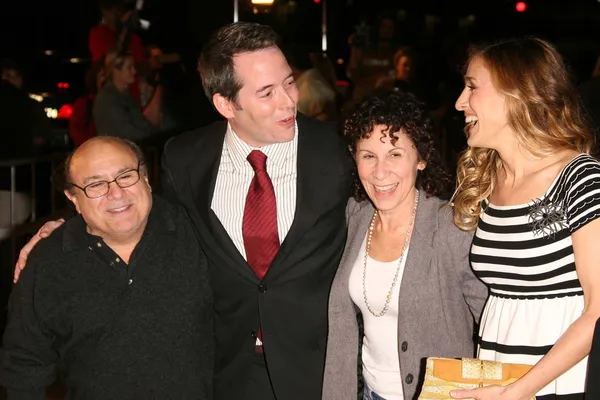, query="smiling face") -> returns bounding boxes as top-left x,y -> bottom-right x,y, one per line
65,138 -> 152,244
455,56 -> 512,150
213,47 -> 299,148
355,126 -> 425,213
